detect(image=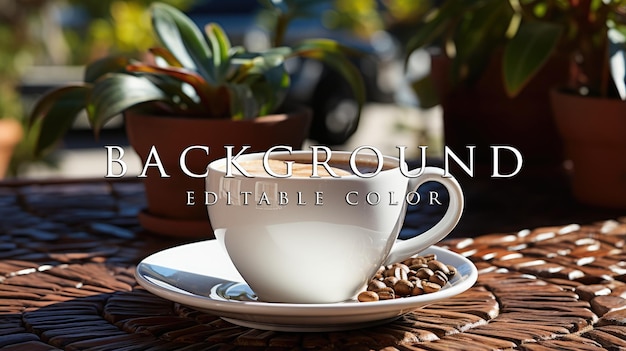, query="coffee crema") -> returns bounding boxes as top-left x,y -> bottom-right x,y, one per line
236,159 -> 352,178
